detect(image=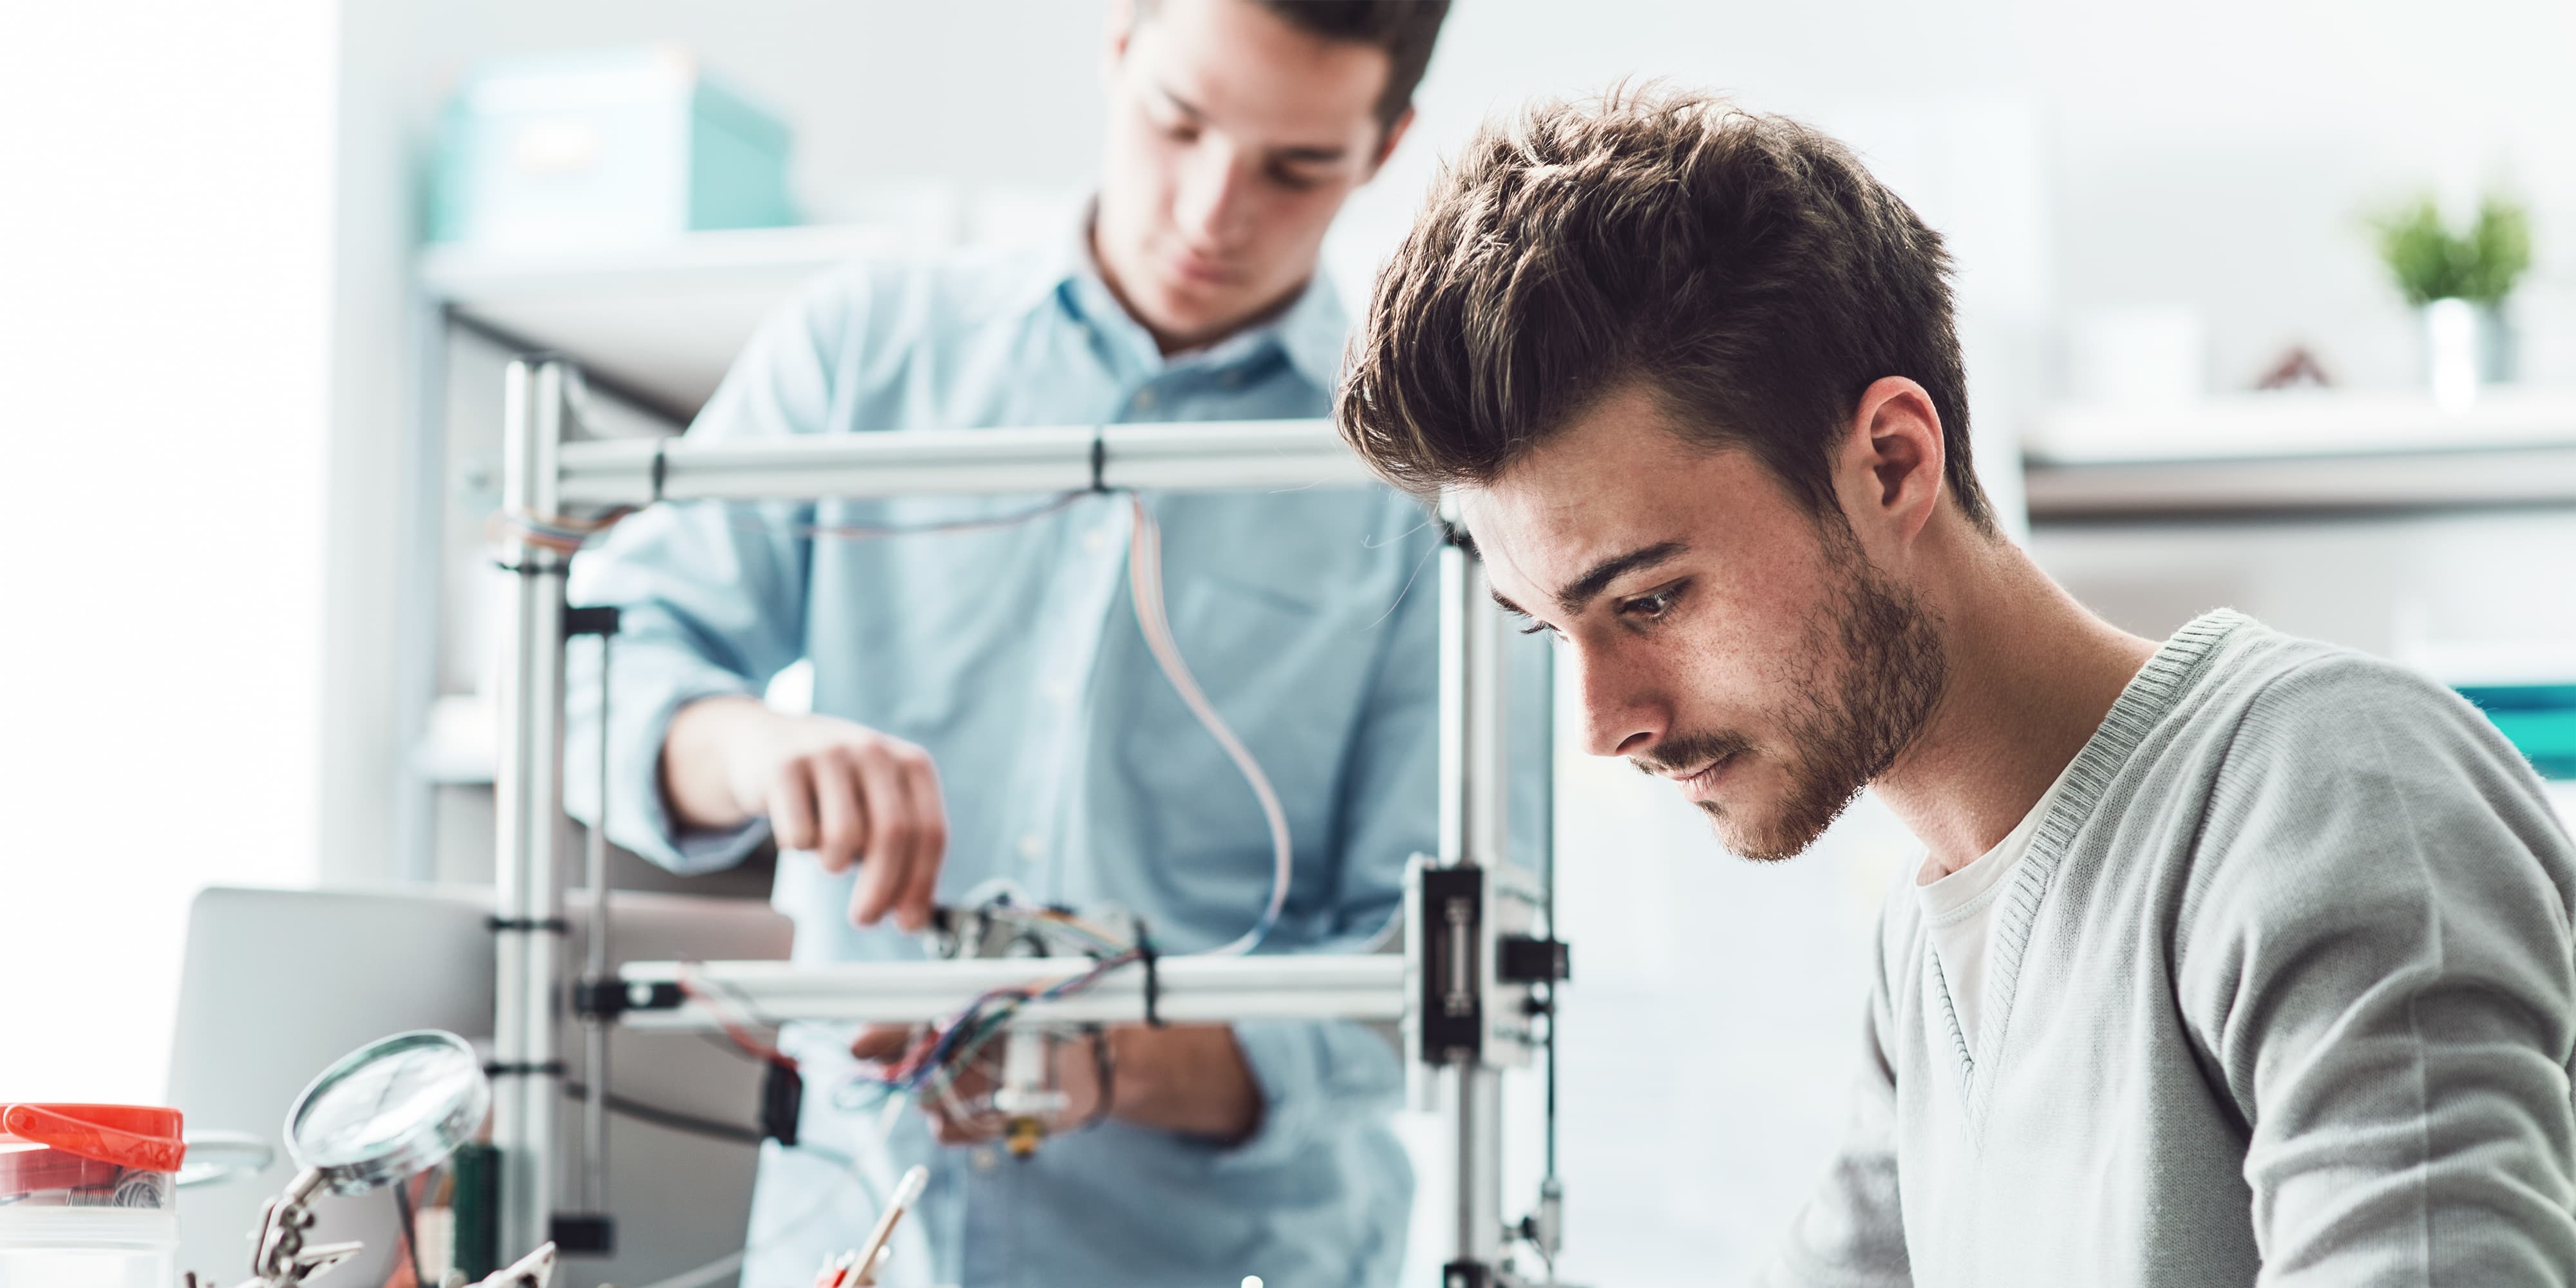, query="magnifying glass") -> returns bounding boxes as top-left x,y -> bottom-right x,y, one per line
237,1030 -> 496,1288
283,1029 -> 489,1196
